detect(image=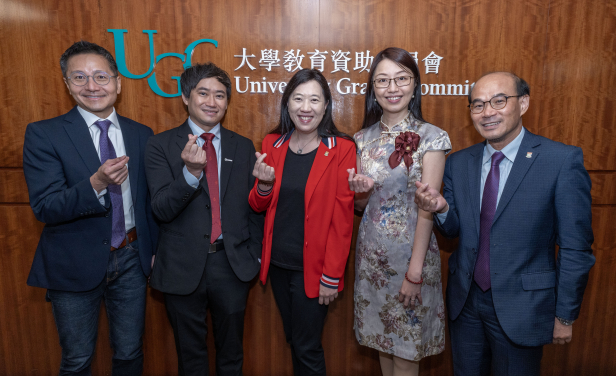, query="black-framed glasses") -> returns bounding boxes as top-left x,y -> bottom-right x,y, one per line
66,72 -> 117,86
468,95 -> 522,114
373,76 -> 414,88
